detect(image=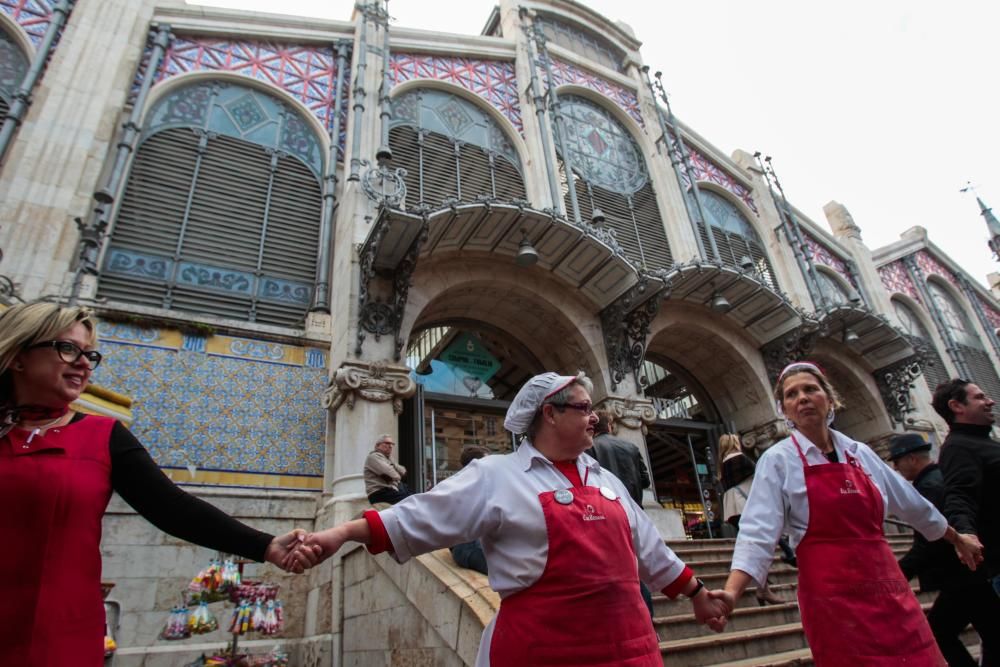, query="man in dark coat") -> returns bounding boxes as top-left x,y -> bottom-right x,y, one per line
587,409 -> 653,616
890,432 -> 999,667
